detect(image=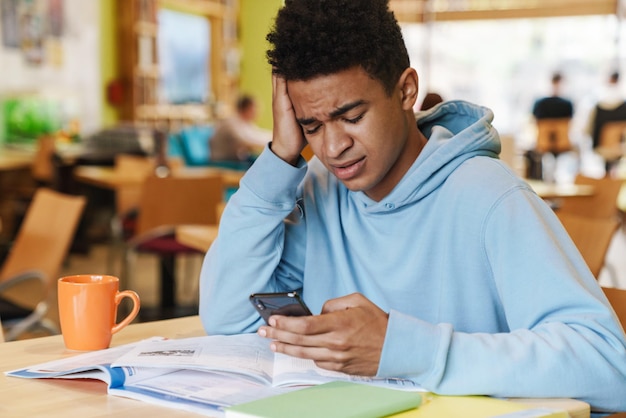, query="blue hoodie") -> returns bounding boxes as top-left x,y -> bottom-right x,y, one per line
199,100 -> 626,412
